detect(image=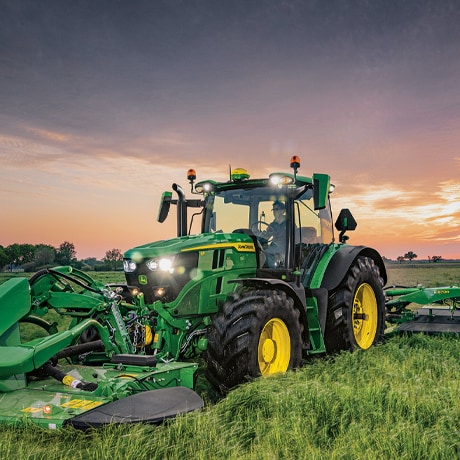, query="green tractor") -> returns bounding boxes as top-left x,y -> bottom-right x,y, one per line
123,156 -> 387,391
0,156 -> 388,429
